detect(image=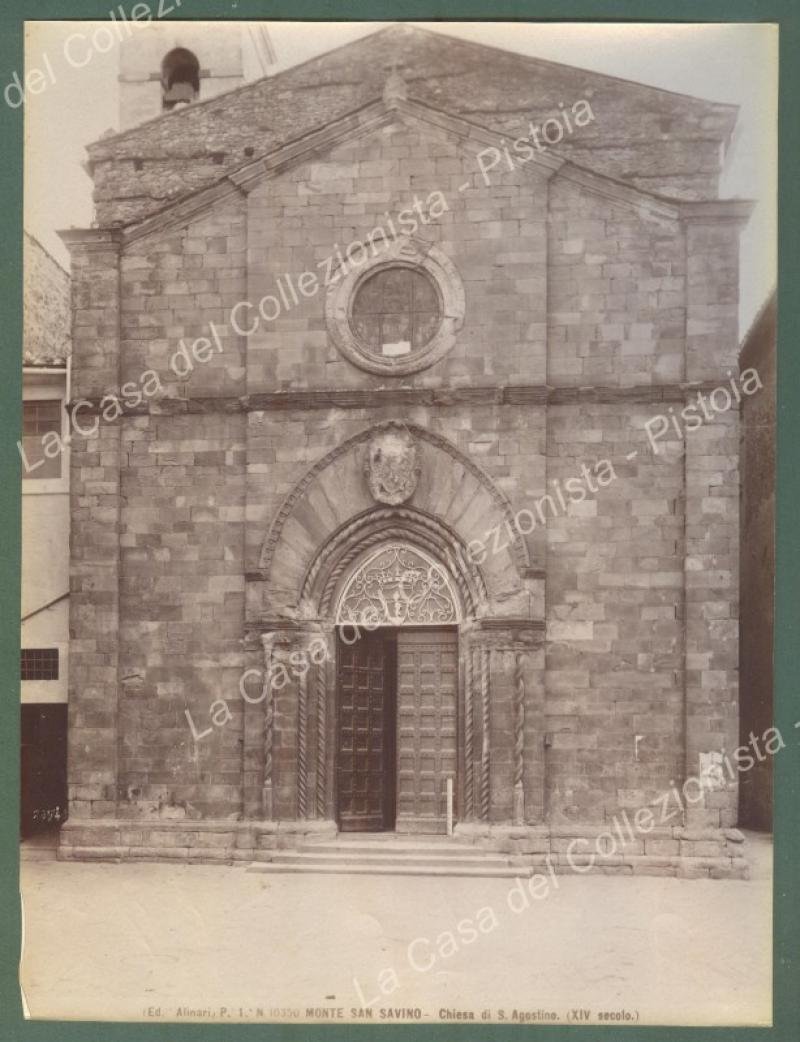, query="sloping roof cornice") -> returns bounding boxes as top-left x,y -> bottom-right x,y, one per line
87,23 -> 738,159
